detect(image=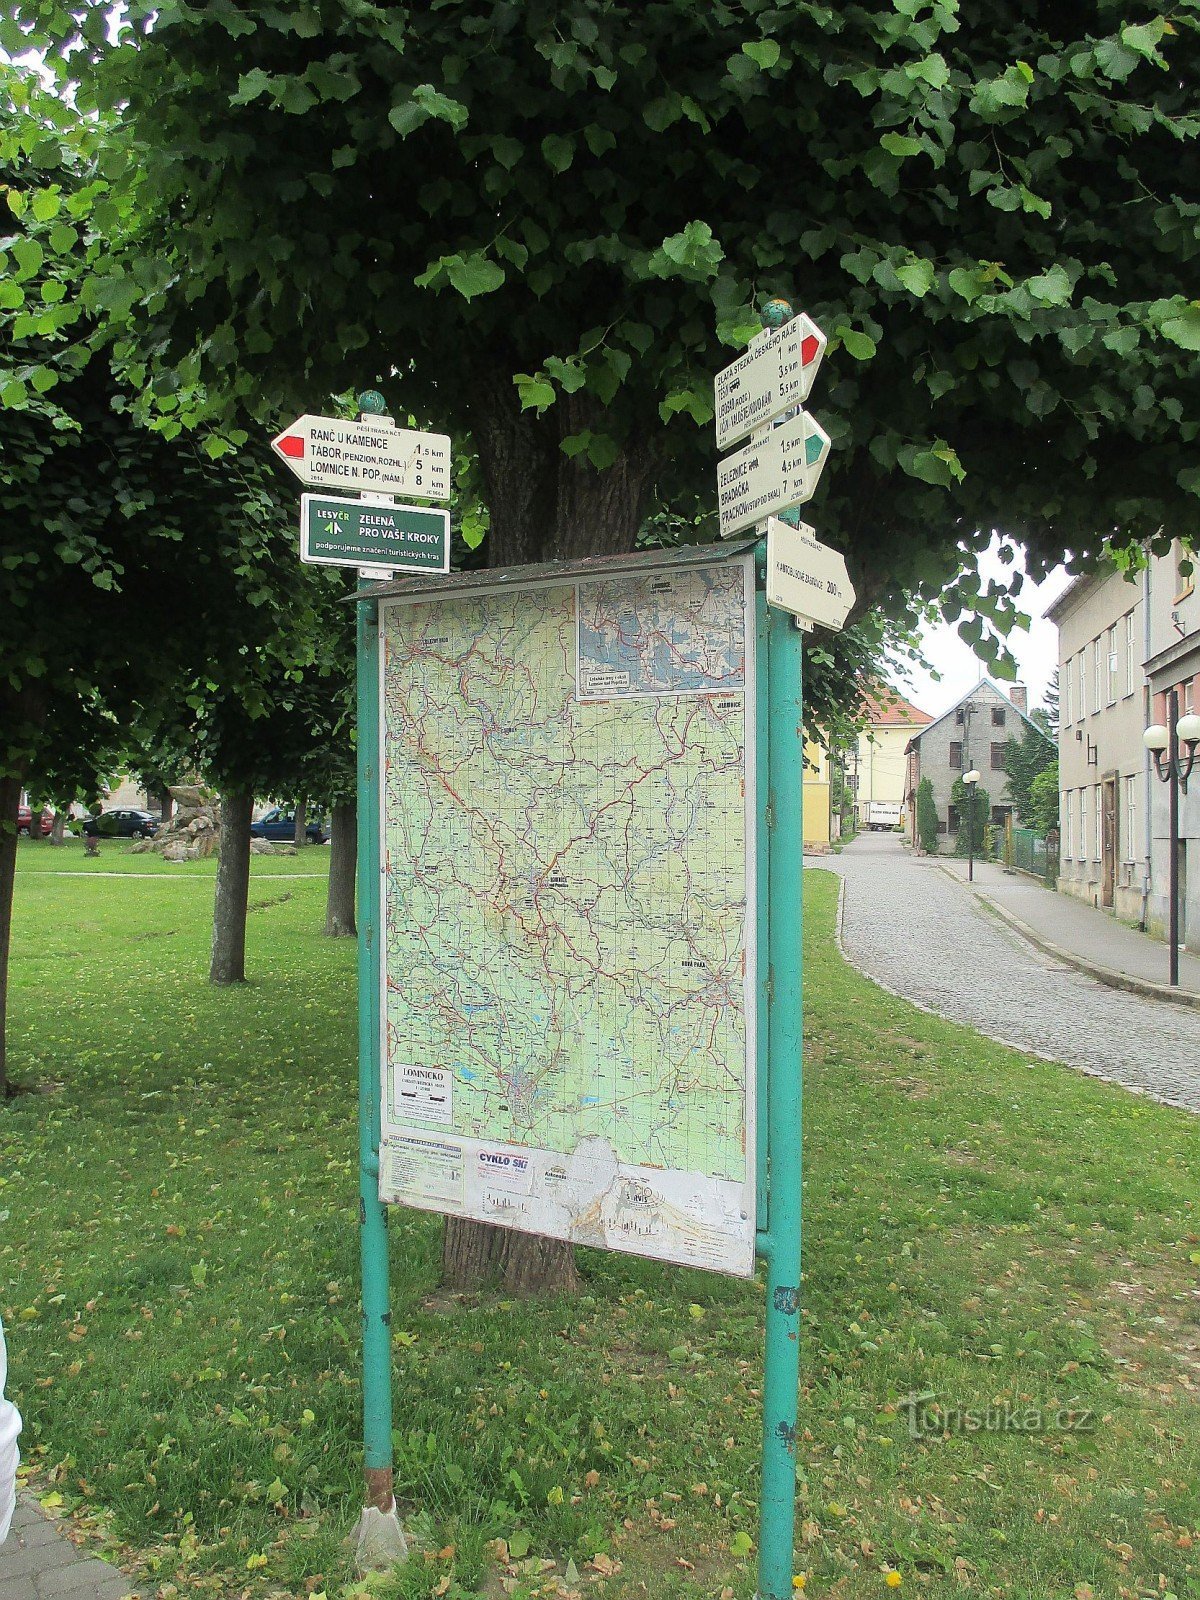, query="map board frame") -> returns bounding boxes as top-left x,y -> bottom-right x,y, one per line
374,552 -> 759,1277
